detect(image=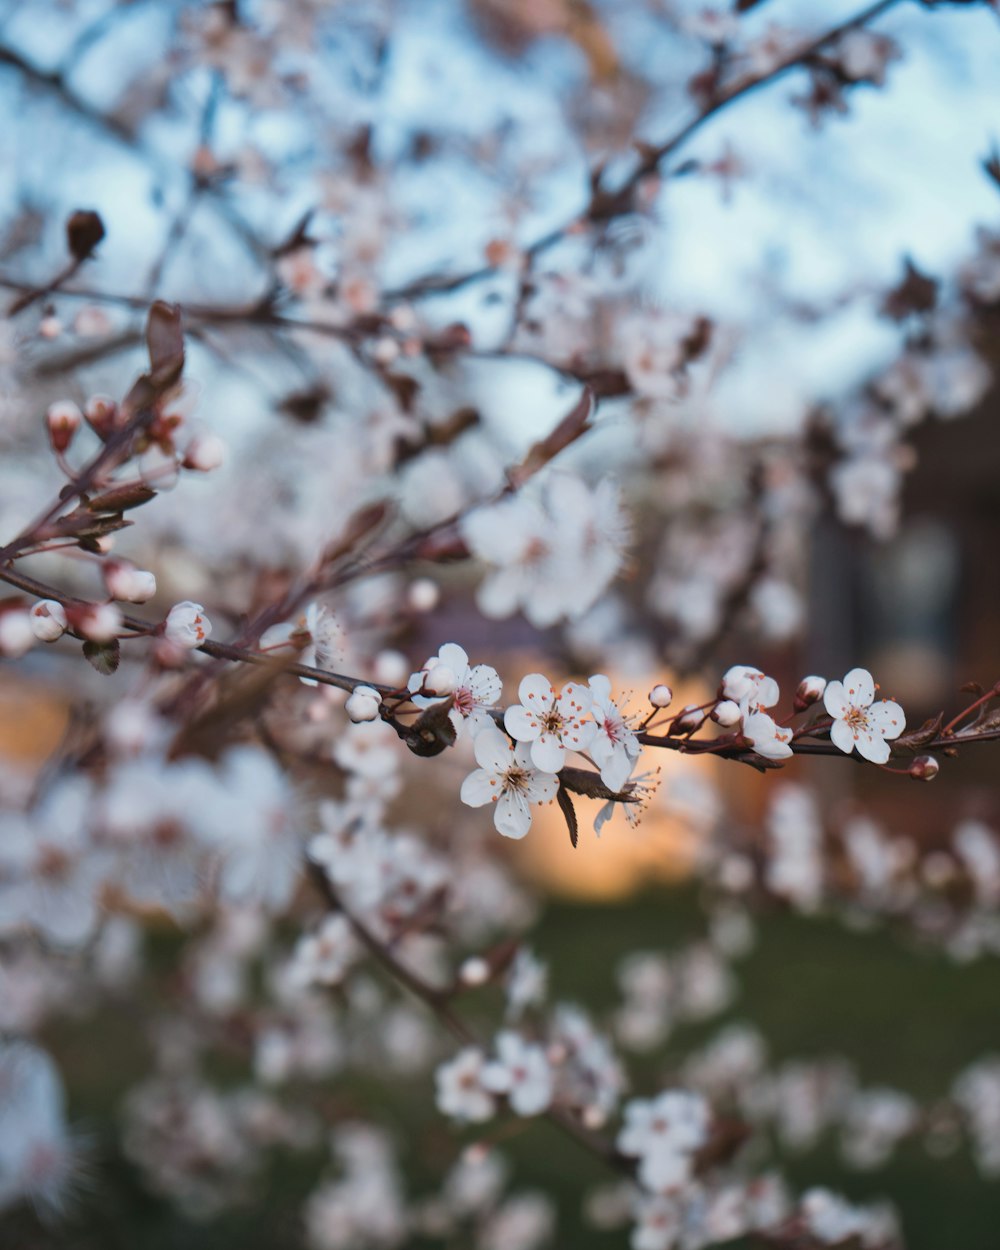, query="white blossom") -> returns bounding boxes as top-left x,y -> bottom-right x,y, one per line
482,1031 -> 553,1117
588,675 -> 641,792
407,643 -> 501,736
460,725 -> 559,840
435,1048 -> 496,1123
616,1090 -> 709,1192
164,601 -> 211,648
504,674 -> 597,773
824,668 -> 905,765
